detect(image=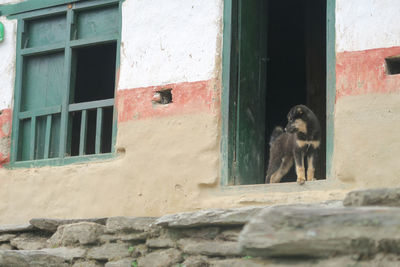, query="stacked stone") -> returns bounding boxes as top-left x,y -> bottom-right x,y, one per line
0,207 -> 263,266
1,188 -> 400,266
240,188 -> 400,266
